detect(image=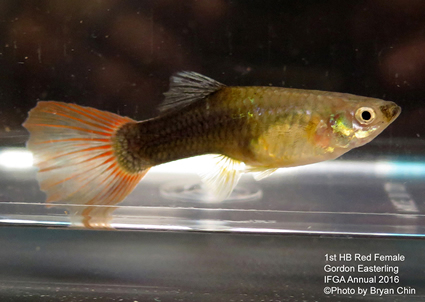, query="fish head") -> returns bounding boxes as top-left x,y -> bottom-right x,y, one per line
329,98 -> 401,149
